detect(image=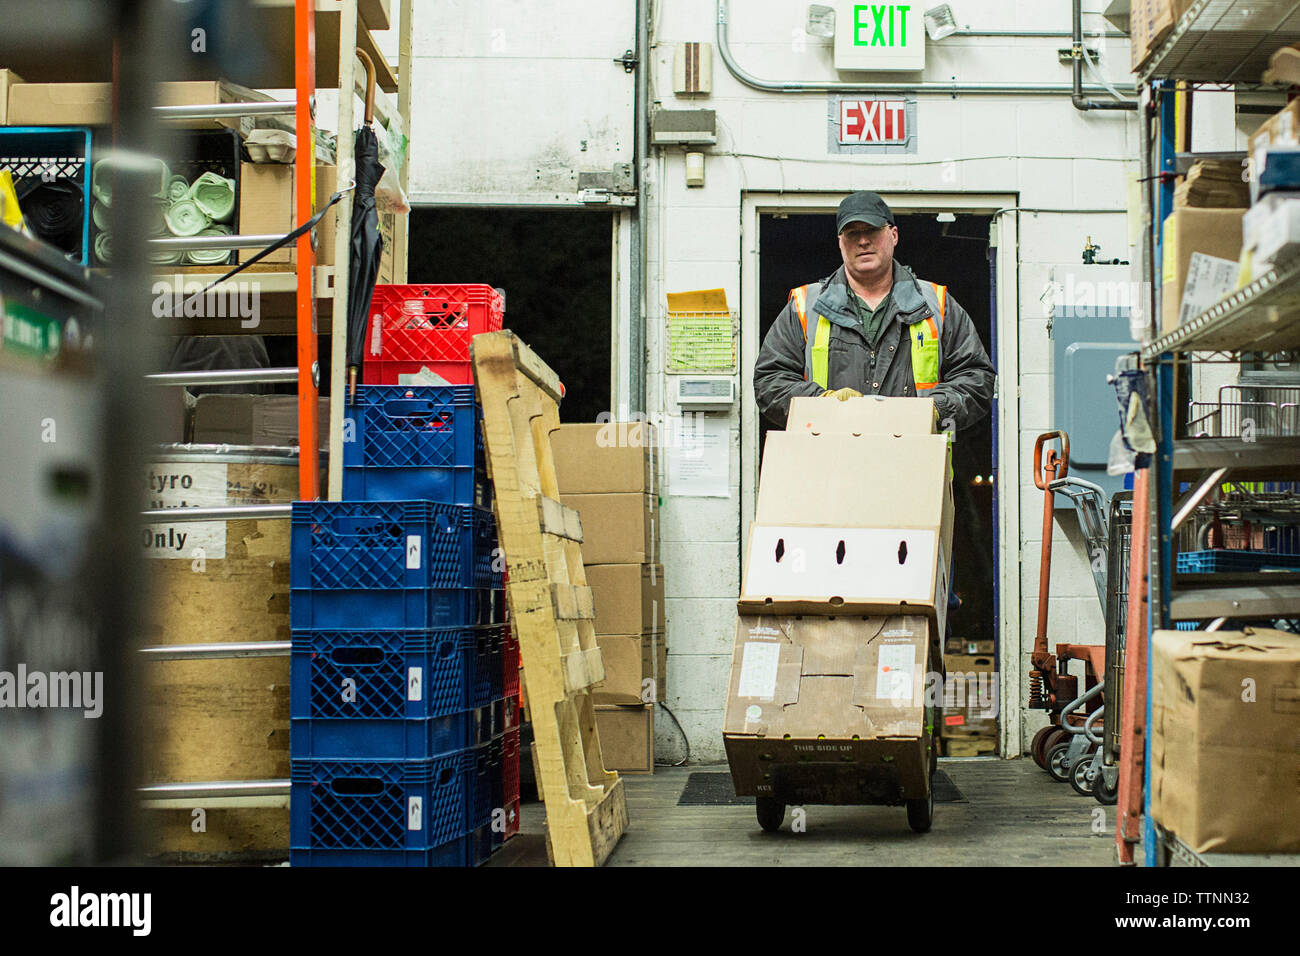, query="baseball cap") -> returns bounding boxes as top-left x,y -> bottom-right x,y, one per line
836,191 -> 894,233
